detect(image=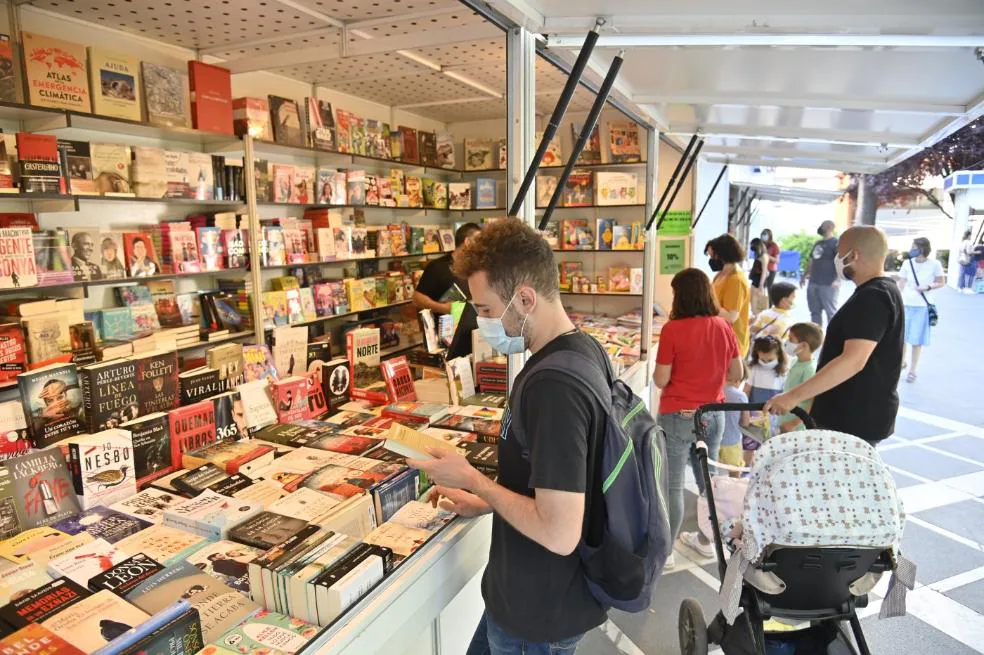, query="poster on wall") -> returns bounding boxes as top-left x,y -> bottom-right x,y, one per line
656,211 -> 692,237
660,239 -> 687,275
